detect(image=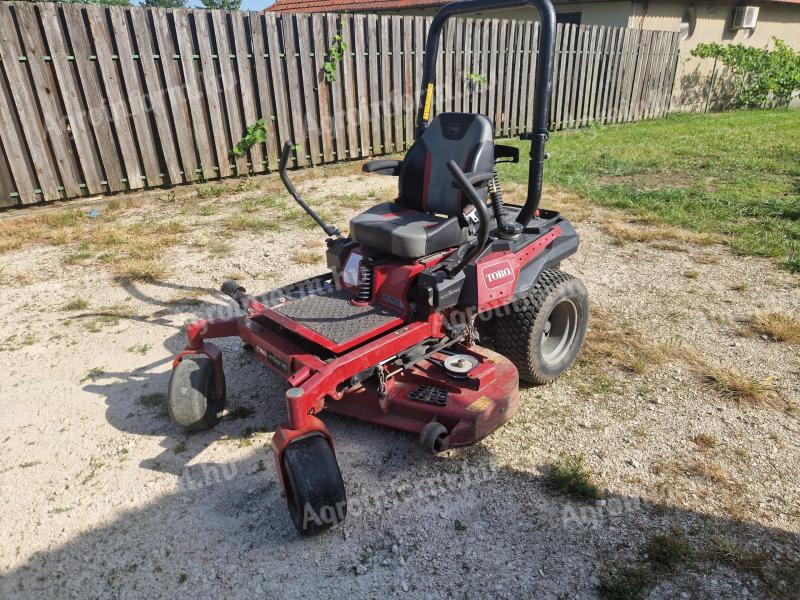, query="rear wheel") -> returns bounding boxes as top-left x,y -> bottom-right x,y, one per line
282,435 -> 347,536
167,355 -> 226,430
494,269 -> 588,384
